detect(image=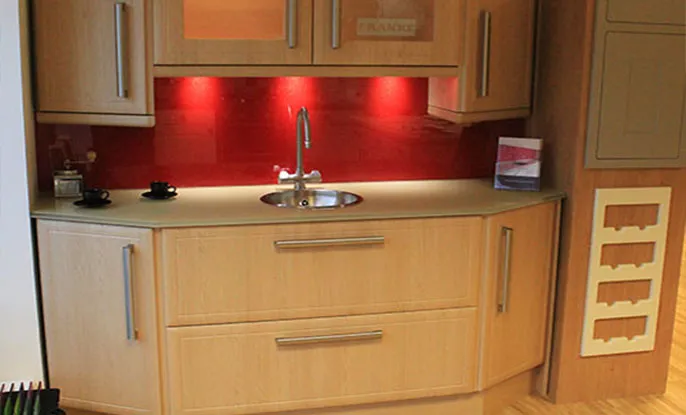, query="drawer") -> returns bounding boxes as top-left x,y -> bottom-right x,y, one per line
162,218 -> 483,326
166,308 -> 478,415
607,0 -> 685,25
